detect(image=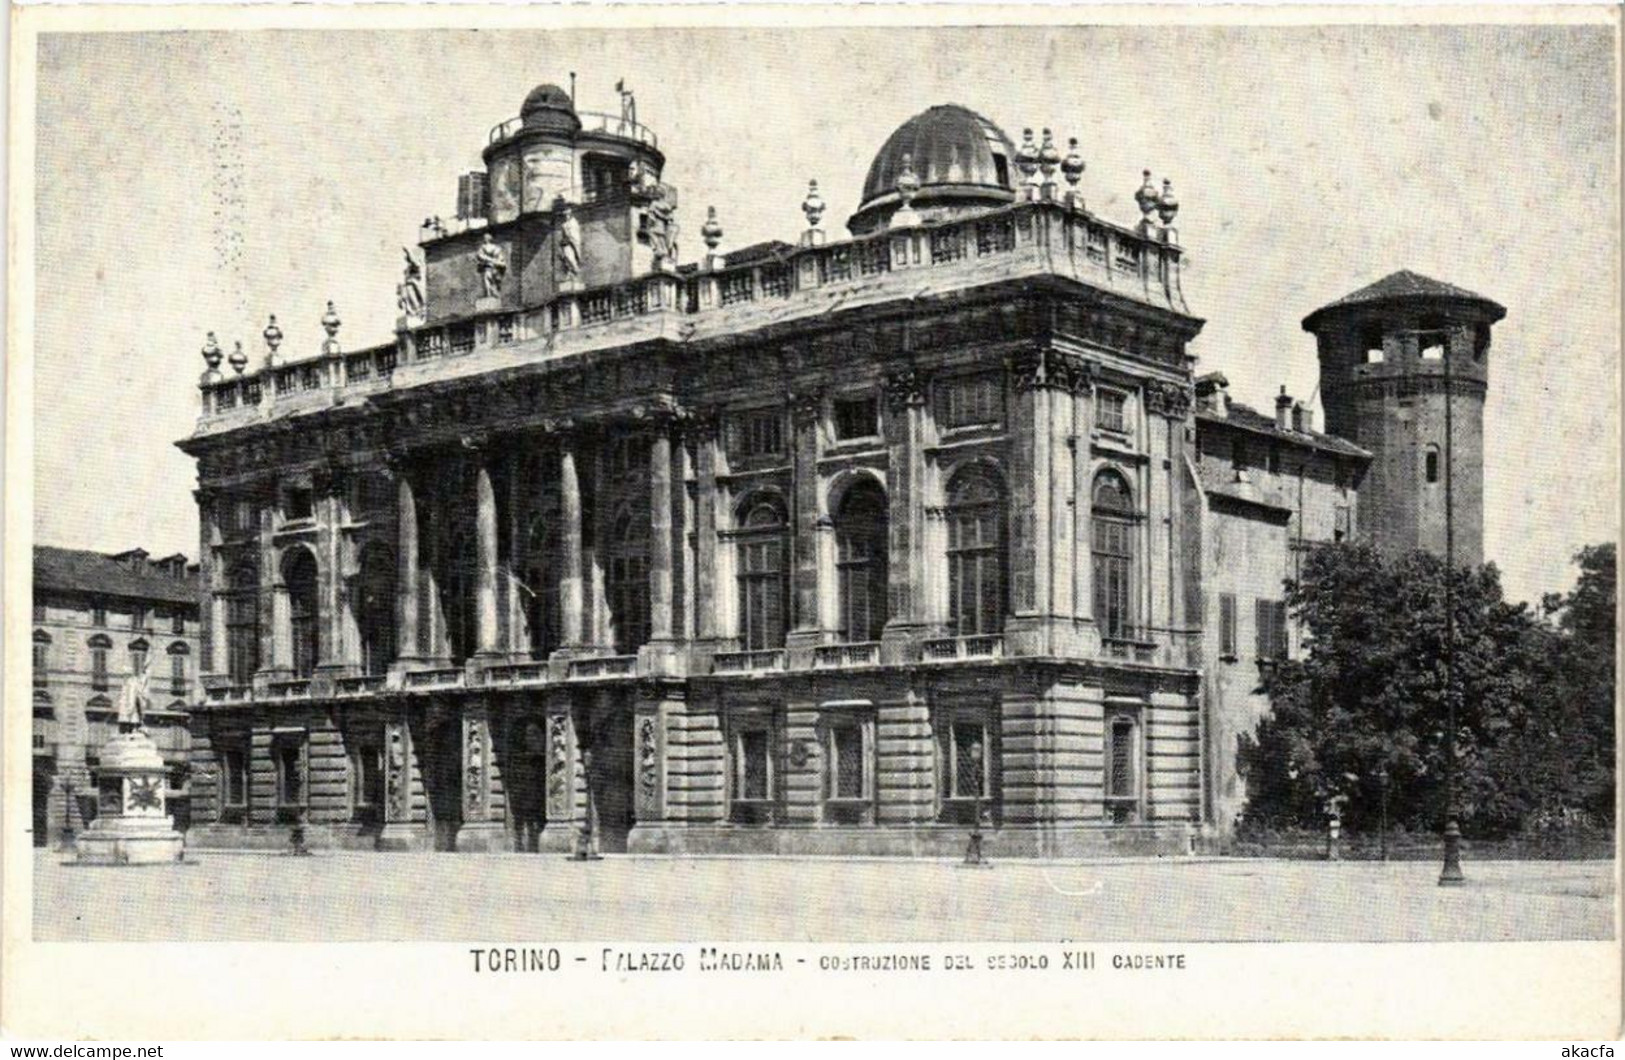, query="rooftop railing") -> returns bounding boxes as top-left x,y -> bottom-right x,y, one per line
196,200 -> 1186,426
488,111 -> 659,149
